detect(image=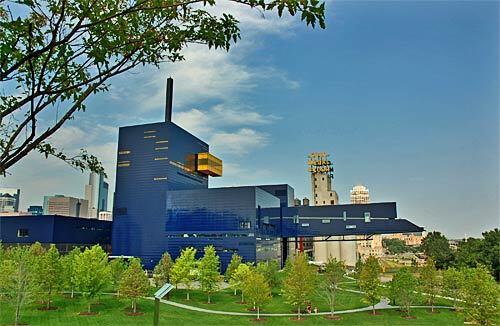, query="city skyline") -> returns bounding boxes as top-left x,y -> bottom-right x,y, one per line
2,1 -> 498,239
